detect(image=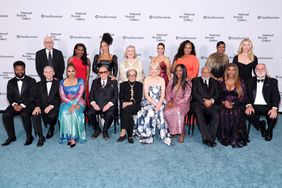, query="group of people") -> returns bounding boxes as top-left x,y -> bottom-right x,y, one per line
1,34 -> 280,148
